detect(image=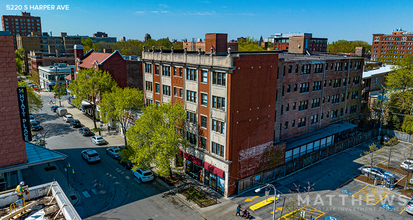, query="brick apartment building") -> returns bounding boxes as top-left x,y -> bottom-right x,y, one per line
18,32 -> 82,54
371,28 -> 413,62
269,33 -> 327,53
0,31 -> 66,191
183,33 -> 238,53
142,33 -> 364,196
362,65 -> 394,106
1,12 -> 41,49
